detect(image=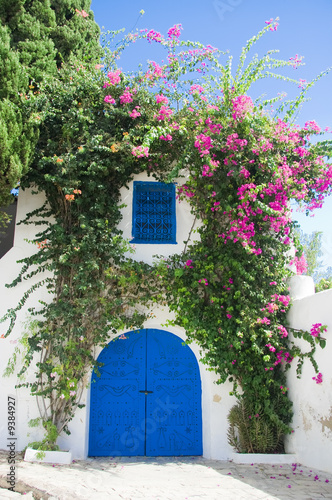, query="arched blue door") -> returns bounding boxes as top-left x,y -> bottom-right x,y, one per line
89,329 -> 202,456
